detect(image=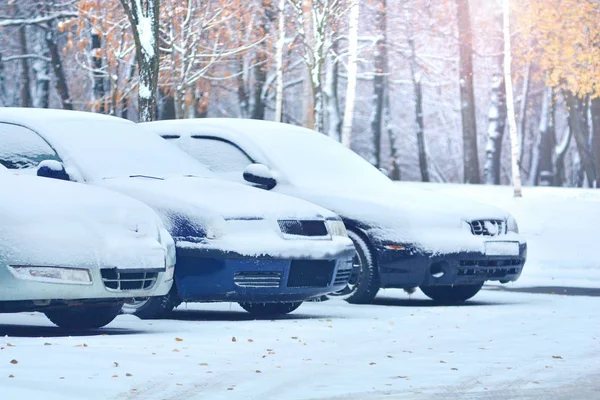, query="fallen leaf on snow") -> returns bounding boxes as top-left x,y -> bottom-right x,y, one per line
10,359 -> 18,364
112,375 -> 119,378
44,343 -> 52,346
439,361 -> 446,364
552,355 -> 563,359
232,337 -> 237,342
7,343 -> 14,347
199,363 -> 209,366
8,375 -> 14,378
369,362 -> 376,366
451,368 -> 458,371
175,338 -> 183,342
255,370 -> 262,373
247,339 -> 254,343
126,373 -> 133,377
114,362 -> 119,367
